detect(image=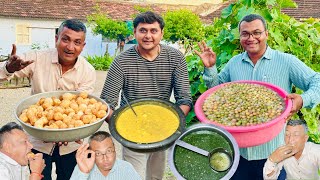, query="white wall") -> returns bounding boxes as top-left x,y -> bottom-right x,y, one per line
0,17 -> 106,57
81,27 -> 105,57
0,18 -> 59,55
